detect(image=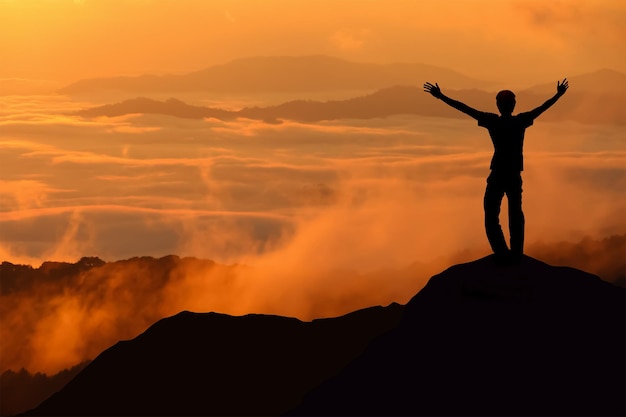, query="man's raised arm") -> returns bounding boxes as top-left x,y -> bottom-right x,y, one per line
423,82 -> 482,120
526,78 -> 569,120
